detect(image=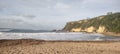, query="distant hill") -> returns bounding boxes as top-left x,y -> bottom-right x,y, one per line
63,12 -> 120,33
0,28 -> 51,33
